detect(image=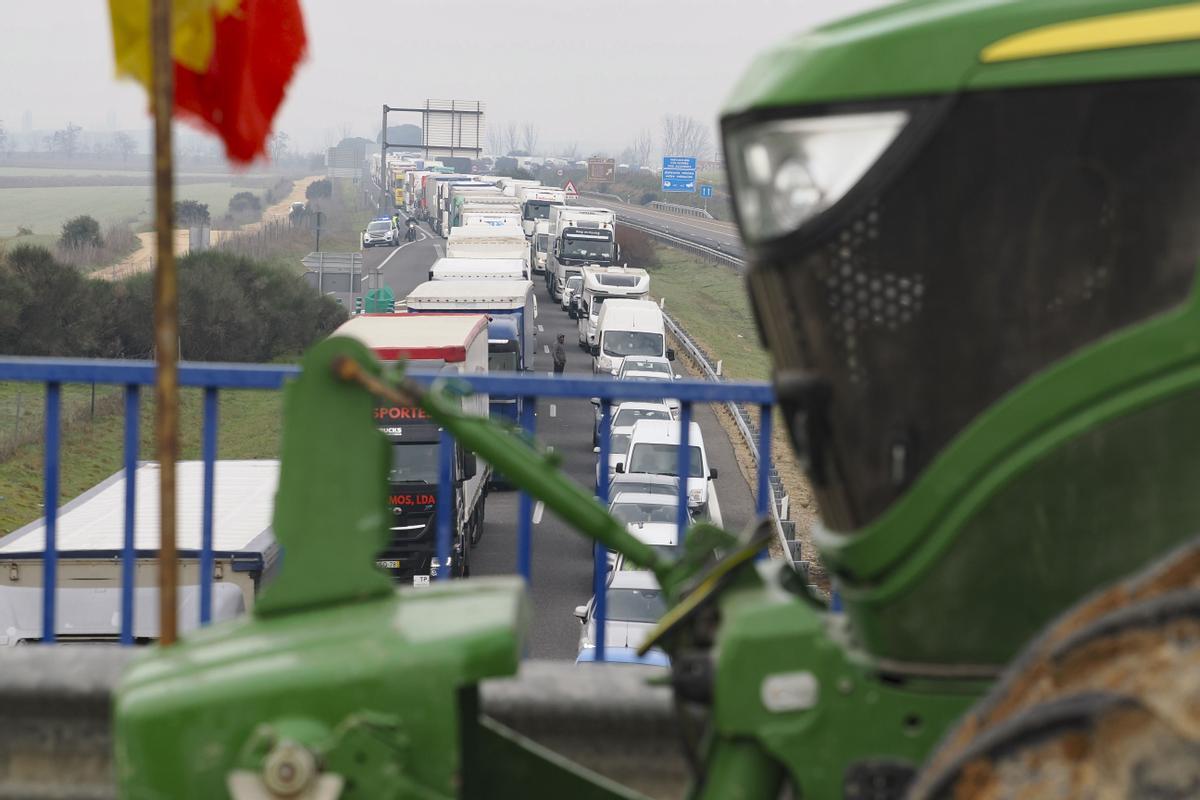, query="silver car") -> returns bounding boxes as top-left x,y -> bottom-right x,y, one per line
574,569 -> 665,652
